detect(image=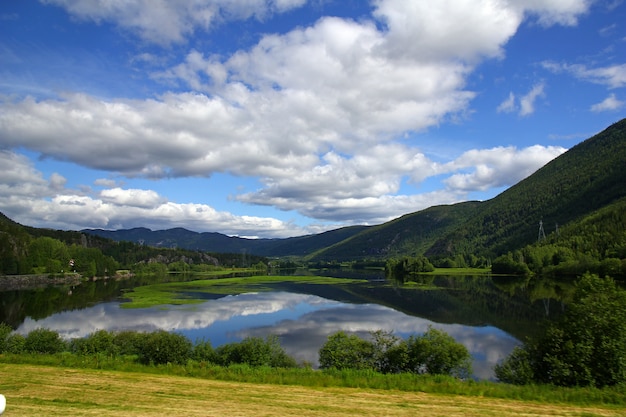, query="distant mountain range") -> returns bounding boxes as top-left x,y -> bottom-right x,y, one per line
82,118 -> 626,261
